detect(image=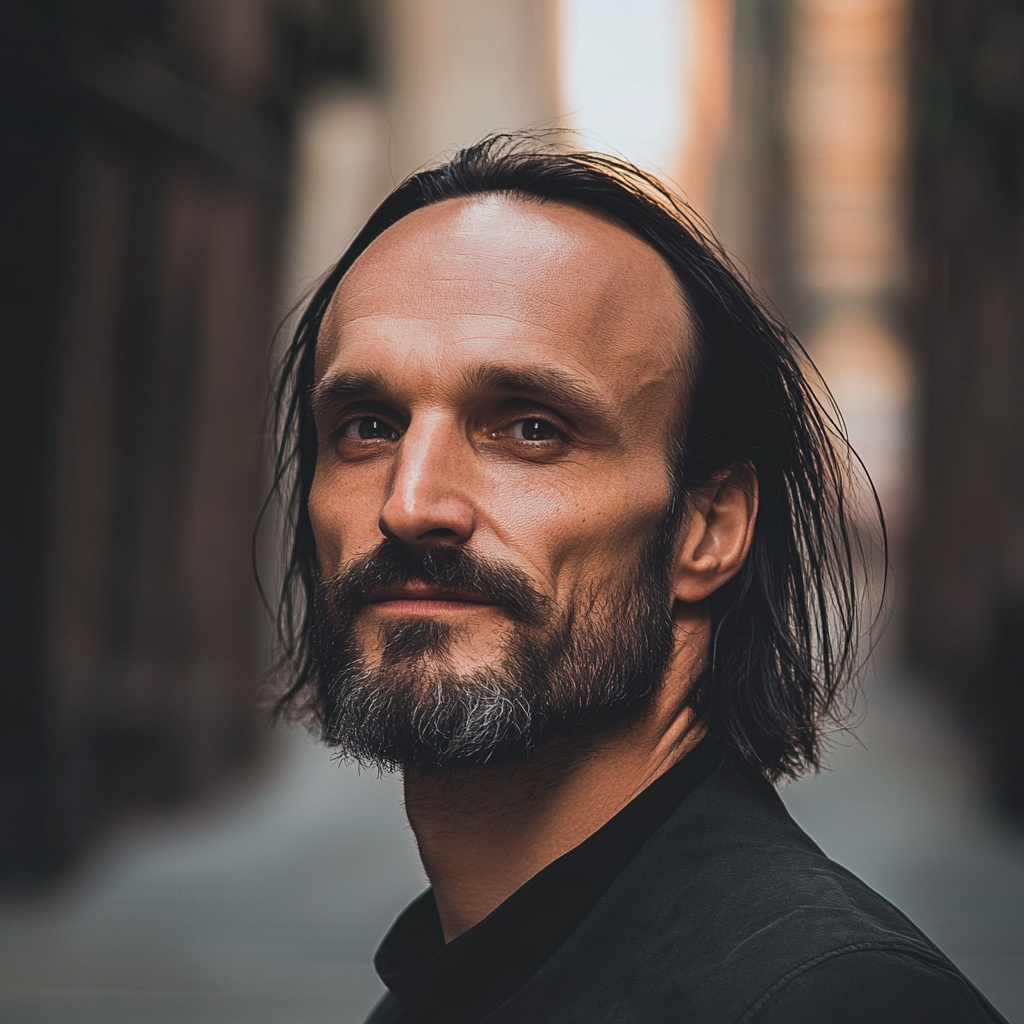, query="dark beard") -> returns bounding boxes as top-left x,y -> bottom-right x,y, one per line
308,524 -> 678,772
